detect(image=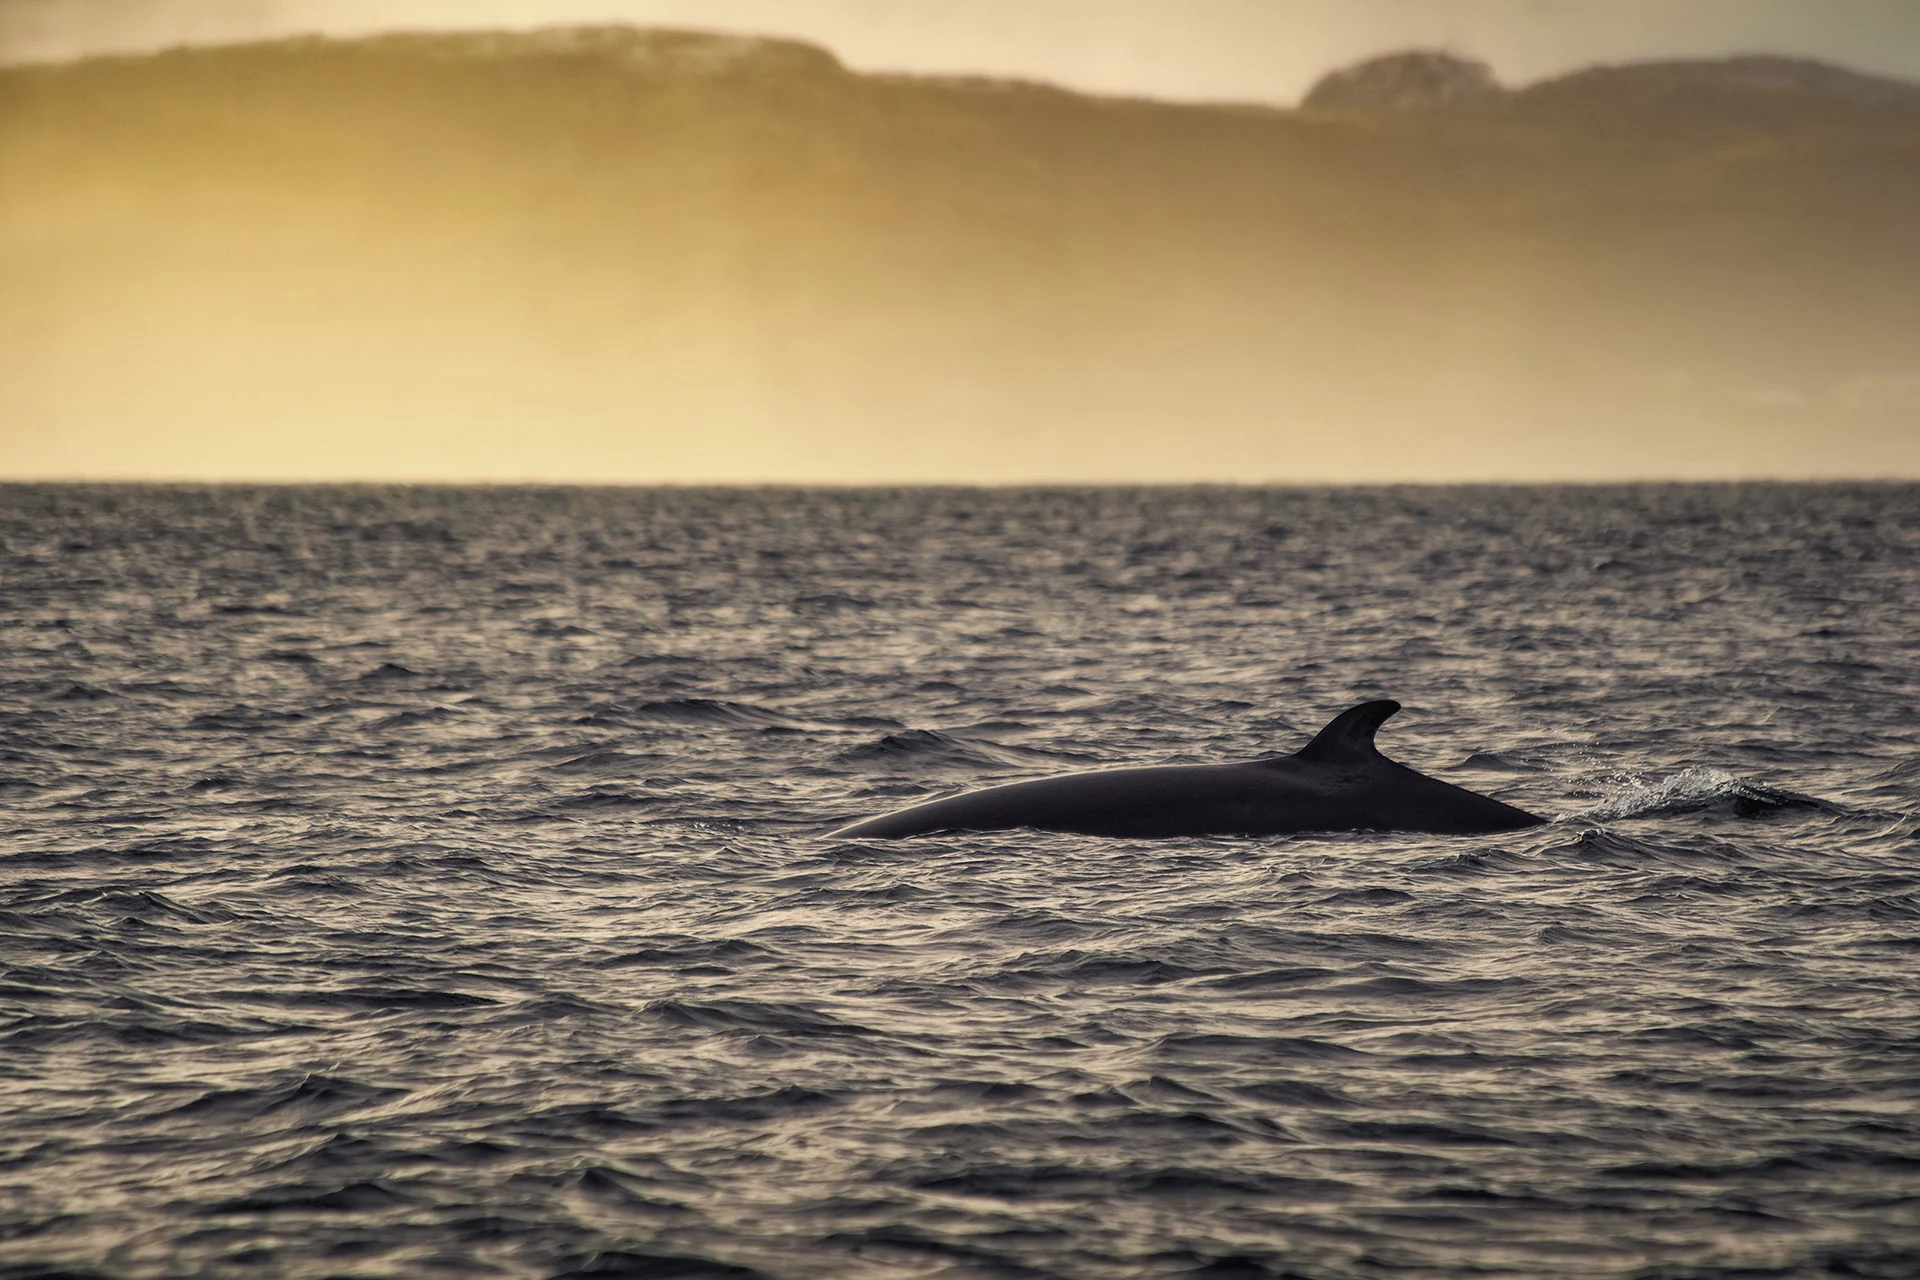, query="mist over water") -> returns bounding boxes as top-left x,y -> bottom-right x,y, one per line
1,482 -> 1917,1279
7,31 -> 1920,483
